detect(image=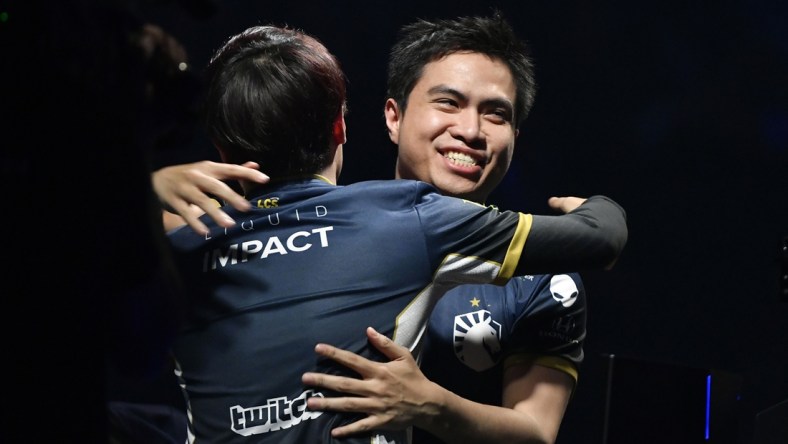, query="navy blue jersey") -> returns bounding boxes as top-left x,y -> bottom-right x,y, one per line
167,178 -> 531,443
413,273 -> 586,444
